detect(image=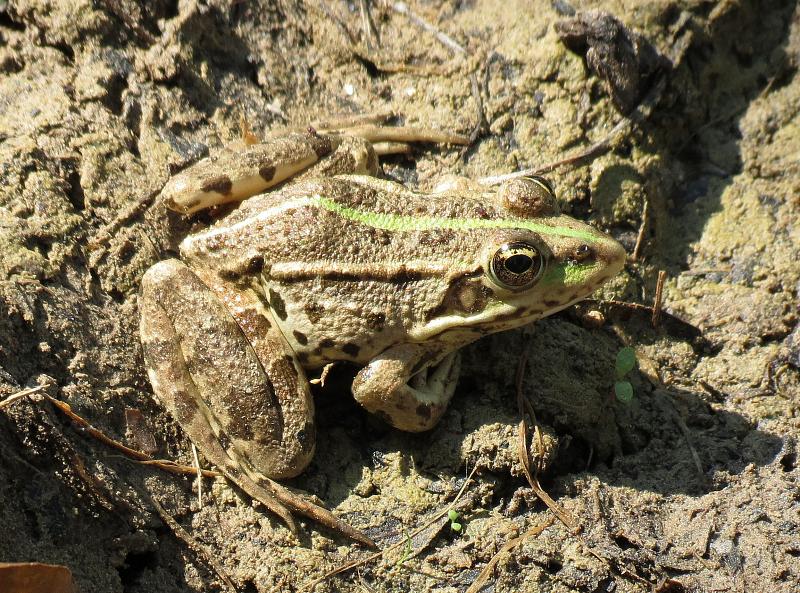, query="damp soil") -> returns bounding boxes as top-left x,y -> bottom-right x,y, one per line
1,1 -> 798,592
